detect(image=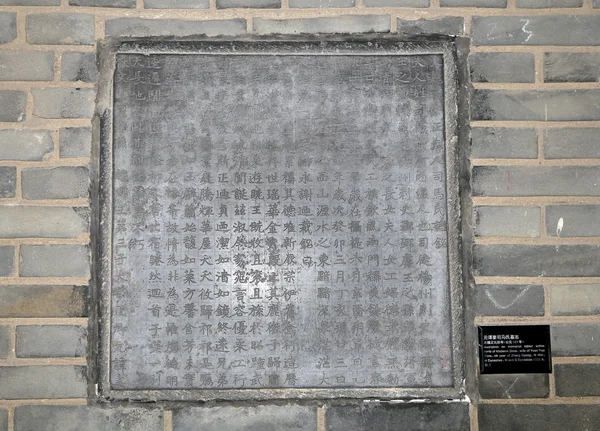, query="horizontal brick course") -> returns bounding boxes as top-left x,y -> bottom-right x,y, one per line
473,89 -> 600,121
544,128 -> 600,159
474,284 -> 544,316
365,0 -> 429,6
546,205 -> 600,236
289,0 -> 354,7
0,365 -> 87,399
106,18 -> 247,37
0,206 -> 88,238
144,0 -> 209,7
16,325 -> 86,358
473,15 -> 600,46
173,405 -> 317,431
0,246 -> 14,276
59,127 -> 91,158
69,0 -> 136,6
0,0 -> 59,3
217,0 -> 280,7
15,406 -> 163,431
441,0 -> 506,6
550,284 -> 600,316
517,0 -> 582,6
479,404 -> 600,431
61,52 -> 98,83
0,166 -> 16,198
552,323 -> 600,356
470,53 -> 535,83
479,374 -> 549,399
471,127 -> 537,159
473,244 -> 600,277
0,51 -> 54,81
22,166 -> 89,199
0,130 -> 53,161
0,91 -> 26,123
474,206 -> 540,237
0,285 -> 87,317
32,88 -> 95,119
254,15 -> 390,34
19,244 -> 89,278
545,53 -> 600,83
397,16 -> 464,36
26,14 -> 95,45
0,13 -> 16,45
555,364 -> 600,397
473,166 -> 600,197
